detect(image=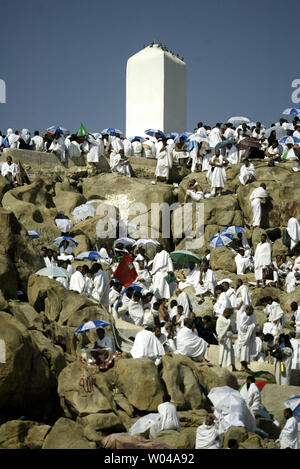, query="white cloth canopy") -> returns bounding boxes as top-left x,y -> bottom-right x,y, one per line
149,402 -> 181,439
